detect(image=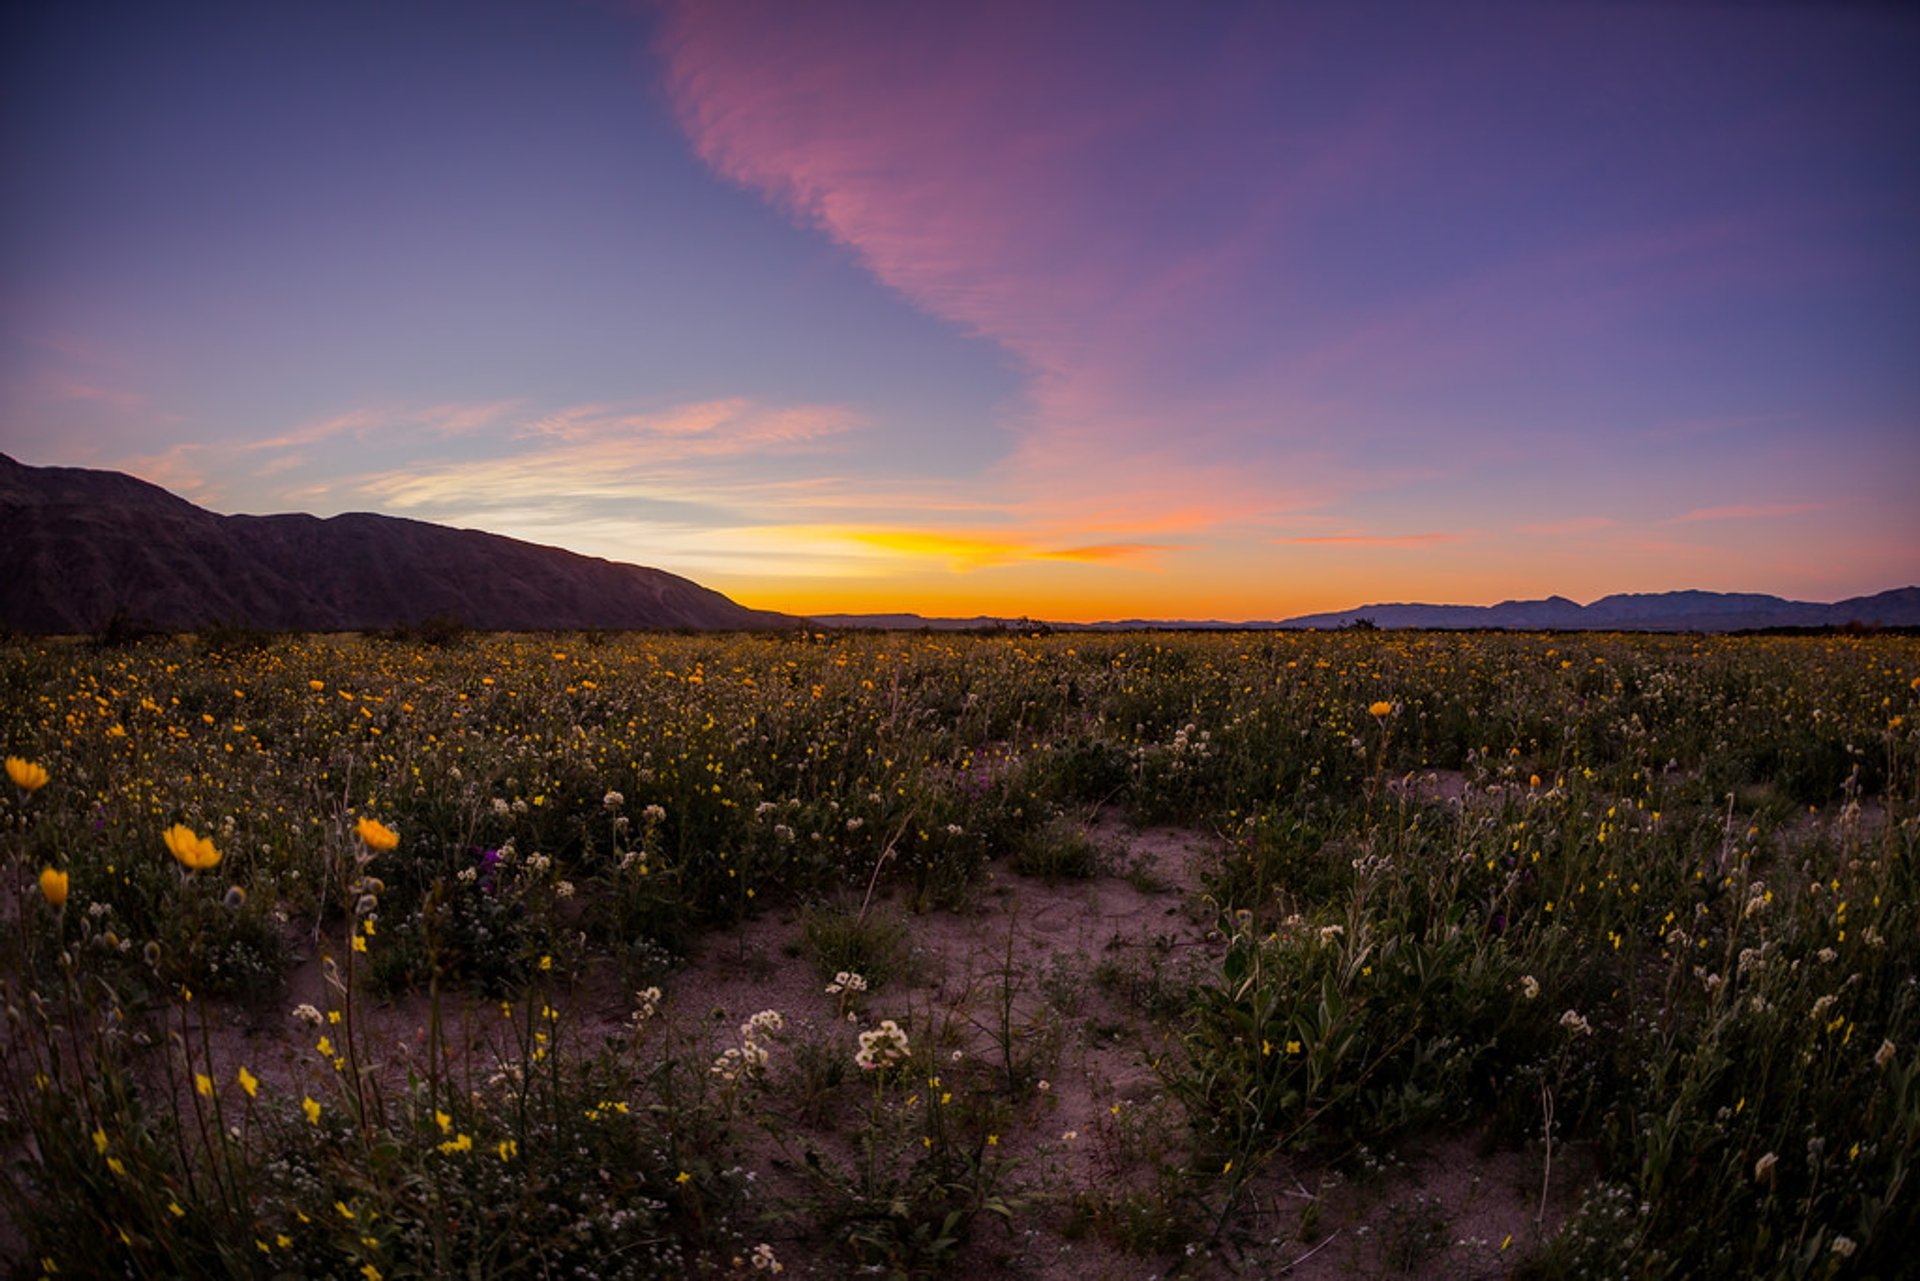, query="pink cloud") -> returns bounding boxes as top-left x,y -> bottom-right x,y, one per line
1274,531 -> 1470,548
1518,516 -> 1615,536
653,2 -> 1401,528
1671,502 -> 1825,523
